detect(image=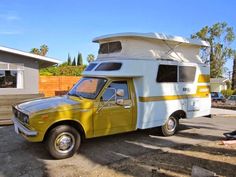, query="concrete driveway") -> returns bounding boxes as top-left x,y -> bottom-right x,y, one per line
0,109 -> 236,177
